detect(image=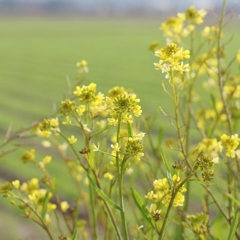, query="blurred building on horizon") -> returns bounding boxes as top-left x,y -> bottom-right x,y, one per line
0,0 -> 239,17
